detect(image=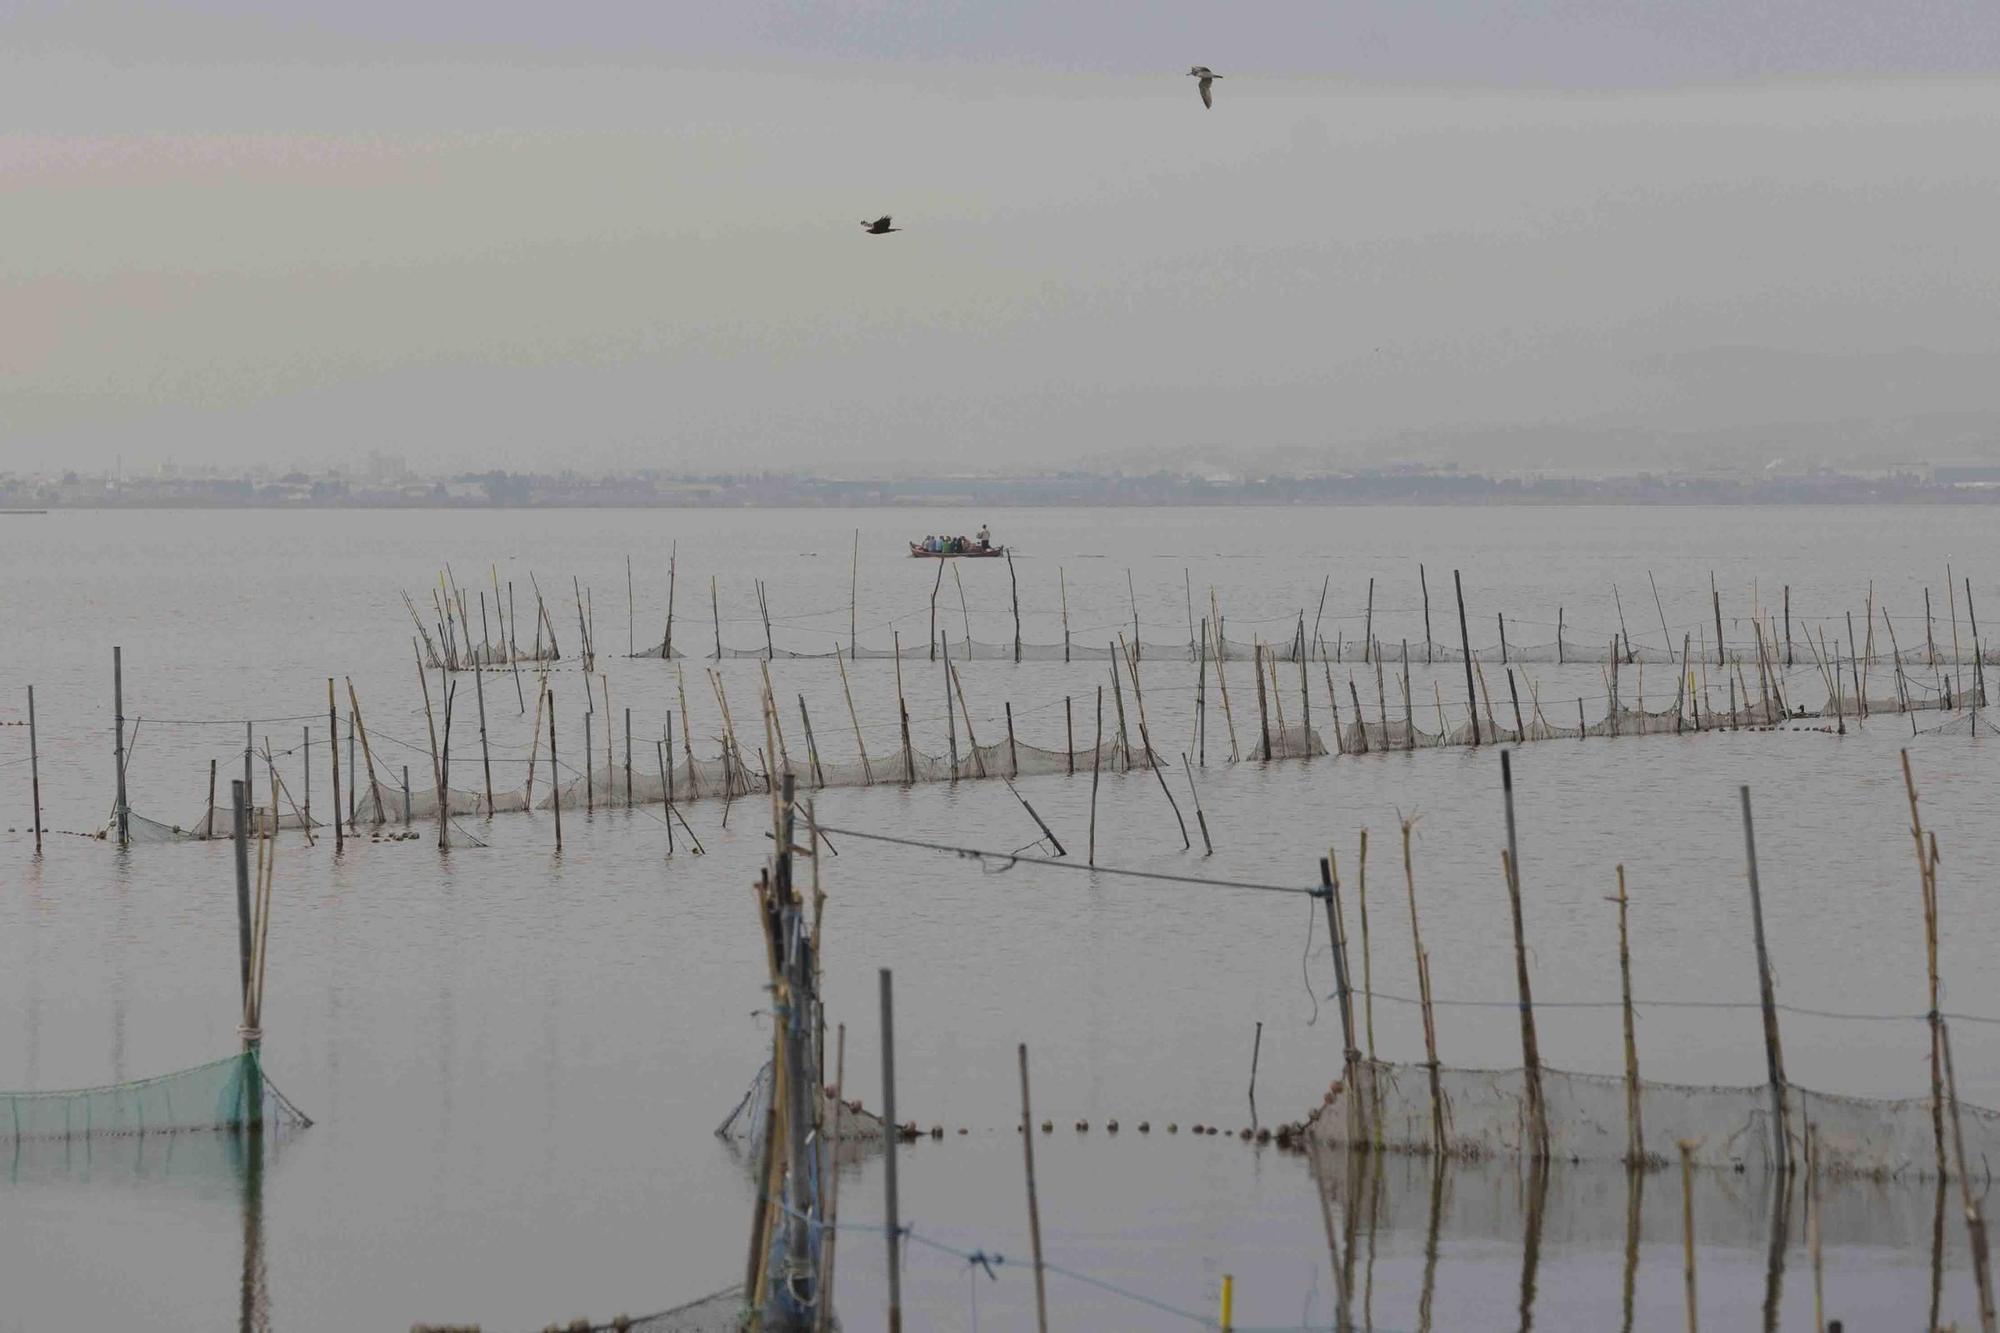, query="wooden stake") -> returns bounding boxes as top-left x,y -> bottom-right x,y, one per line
954,562 -> 971,649
798,695 -> 825,788
1680,1140 -> 1699,1333
1108,645 -> 1132,767
894,632 -> 914,784
850,529 -> 860,656
1004,779 -> 1066,856
942,638 -> 960,779
1649,570 -> 1673,664
1019,1043 -> 1051,1333
112,646 -> 128,846
1500,751 -> 1549,1162
1712,574 -> 1725,667
1420,563 -> 1433,663
1498,611 -> 1508,666
1739,786 -> 1789,1173
1507,668 -> 1525,743
22,685 -> 39,854
711,574 -> 721,660
1179,751 -> 1214,853
1401,819 -> 1445,1158
1614,865 -> 1643,1165
930,561 -> 945,662
1066,696 -> 1075,776
1059,566 -> 1070,663
413,640 -> 447,850
1941,1019 -> 1999,1333
1901,750 -> 1948,1178
1088,687 -> 1102,865
1364,577 -> 1375,663
665,542 -> 677,662
1356,829 -> 1375,1063
879,969 -> 904,1333
1005,702 -> 1019,777
1454,570 -> 1480,746
1210,601 -> 1240,761
548,696 -> 562,851
949,660 -> 987,778
205,758 -> 218,841
1253,643 -> 1271,761
475,651 -> 494,816
345,678 -> 386,827
834,645 -> 873,785
326,680 -> 341,851
1008,550 -> 1022,663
